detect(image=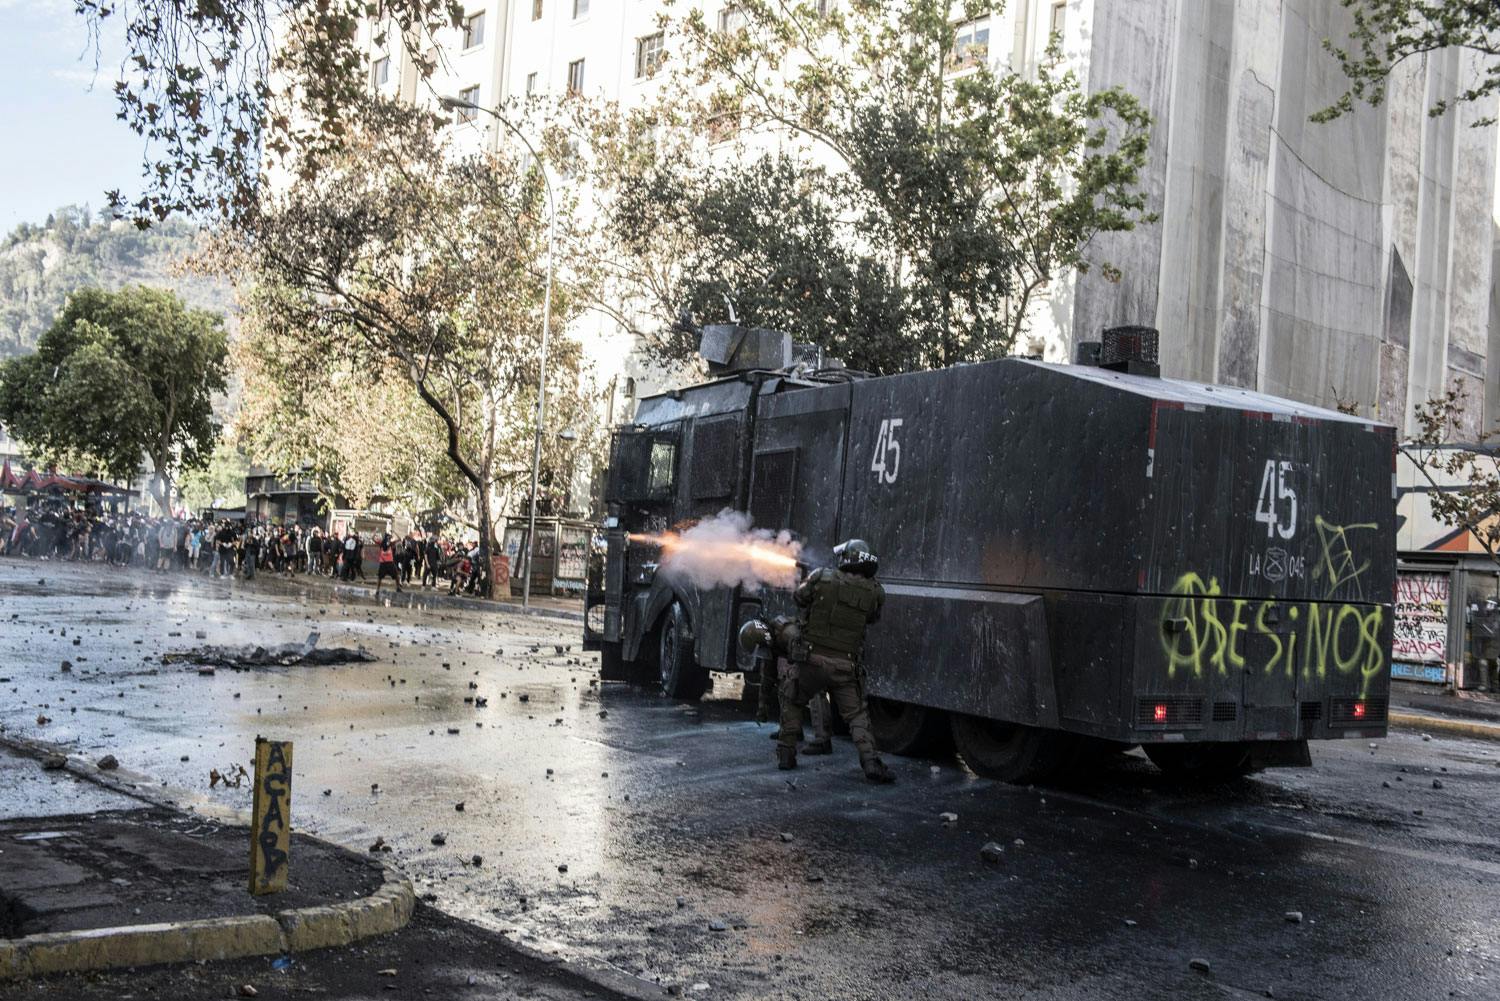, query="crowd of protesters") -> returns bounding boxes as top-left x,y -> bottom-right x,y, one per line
0,502 -> 493,596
